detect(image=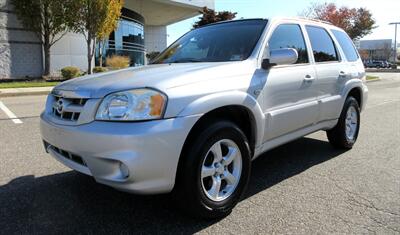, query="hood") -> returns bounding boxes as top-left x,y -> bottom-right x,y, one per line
54,62 -> 254,98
